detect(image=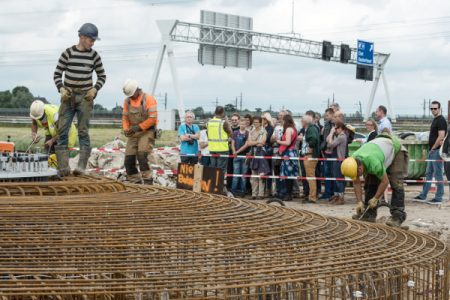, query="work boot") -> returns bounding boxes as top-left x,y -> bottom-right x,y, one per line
55,145 -> 70,177
141,170 -> 153,185
73,146 -> 91,176
334,195 -> 345,205
385,217 -> 402,228
127,173 -> 143,184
